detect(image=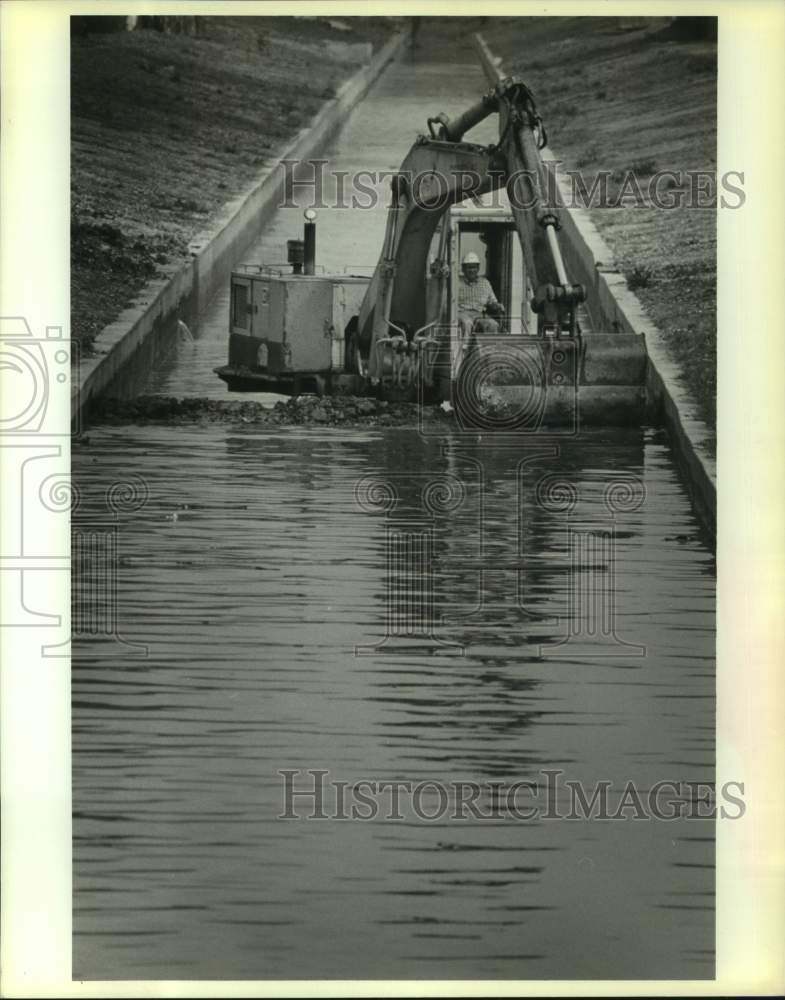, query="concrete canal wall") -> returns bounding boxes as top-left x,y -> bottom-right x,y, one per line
475,35 -> 716,535
72,28 -> 410,426
75,25 -> 716,535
